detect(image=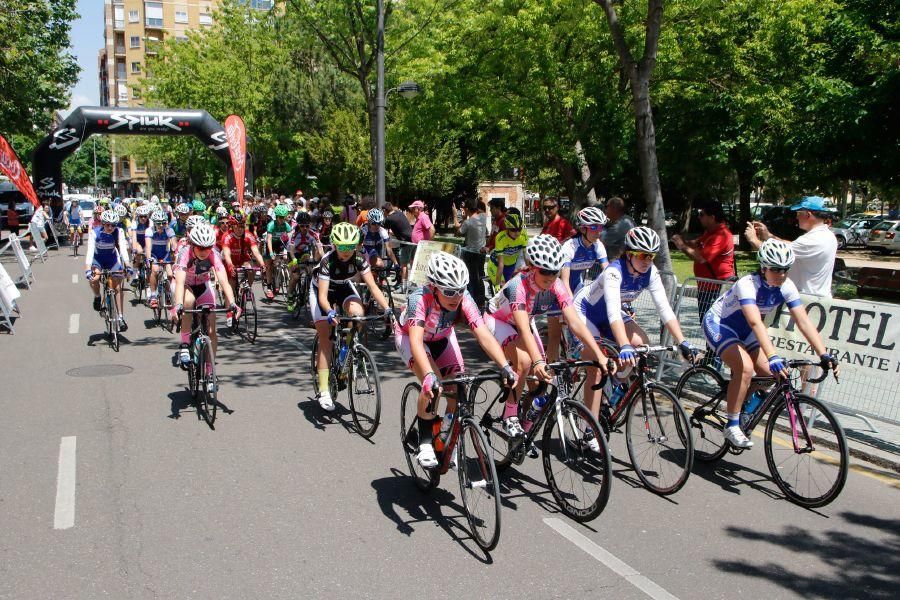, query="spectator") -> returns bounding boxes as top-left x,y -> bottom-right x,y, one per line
384,201 -> 414,288
356,197 -> 374,227
745,195 -> 837,297
6,200 -> 20,237
601,196 -> 636,259
409,199 -> 434,244
340,195 -> 359,224
484,198 -> 508,252
453,197 -> 488,307
294,190 -> 306,211
540,197 -> 575,242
